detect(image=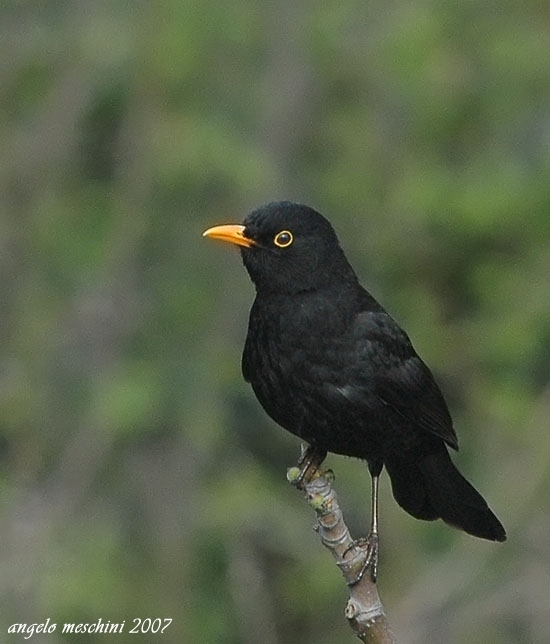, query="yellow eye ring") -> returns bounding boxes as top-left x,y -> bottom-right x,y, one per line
274,230 -> 293,248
